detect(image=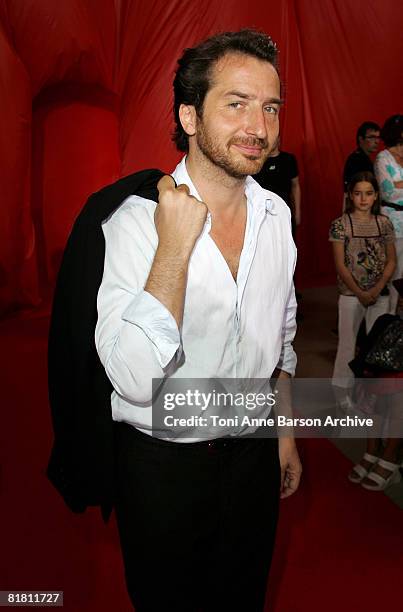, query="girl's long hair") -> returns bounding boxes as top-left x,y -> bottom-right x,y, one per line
345,171 -> 381,214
